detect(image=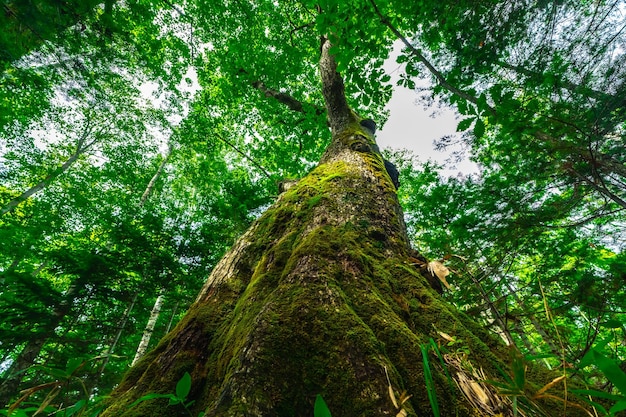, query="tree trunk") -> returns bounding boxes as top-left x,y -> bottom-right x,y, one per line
99,40 -> 586,417
131,293 -> 165,366
128,147 -> 173,366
